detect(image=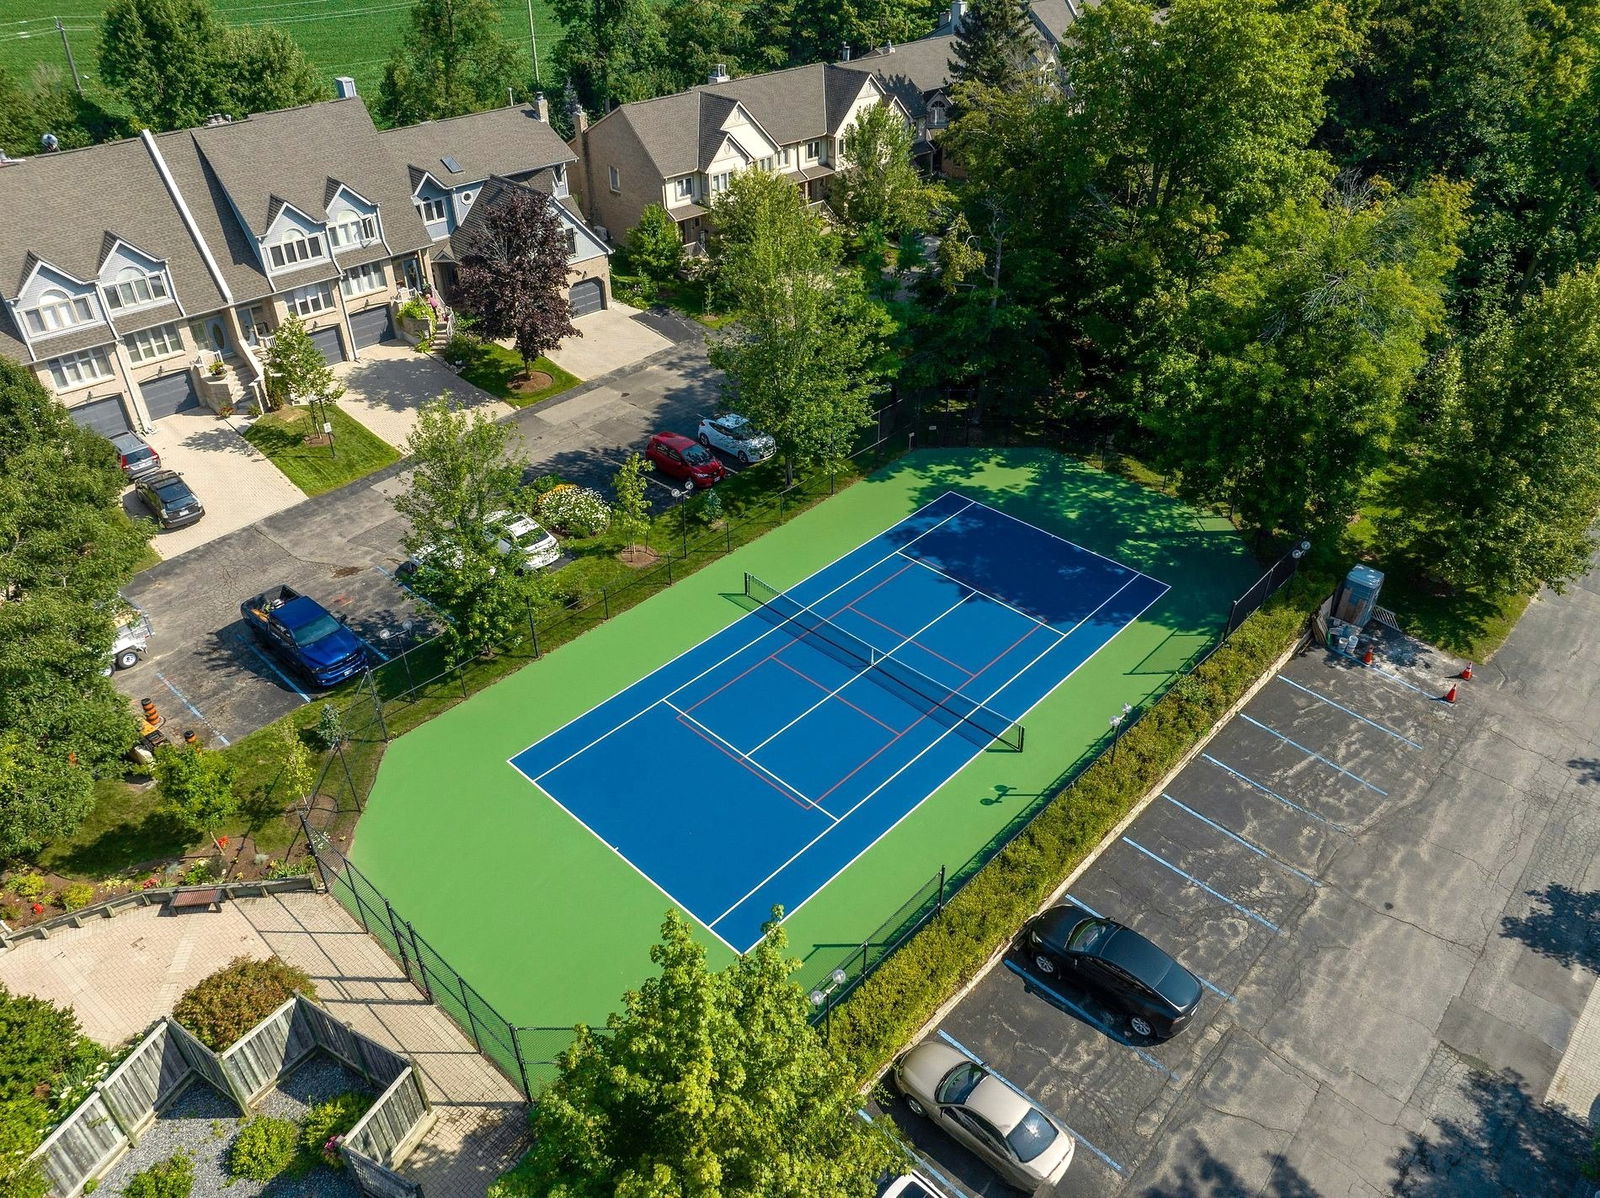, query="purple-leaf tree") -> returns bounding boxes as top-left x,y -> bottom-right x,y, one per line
453,182 -> 579,376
